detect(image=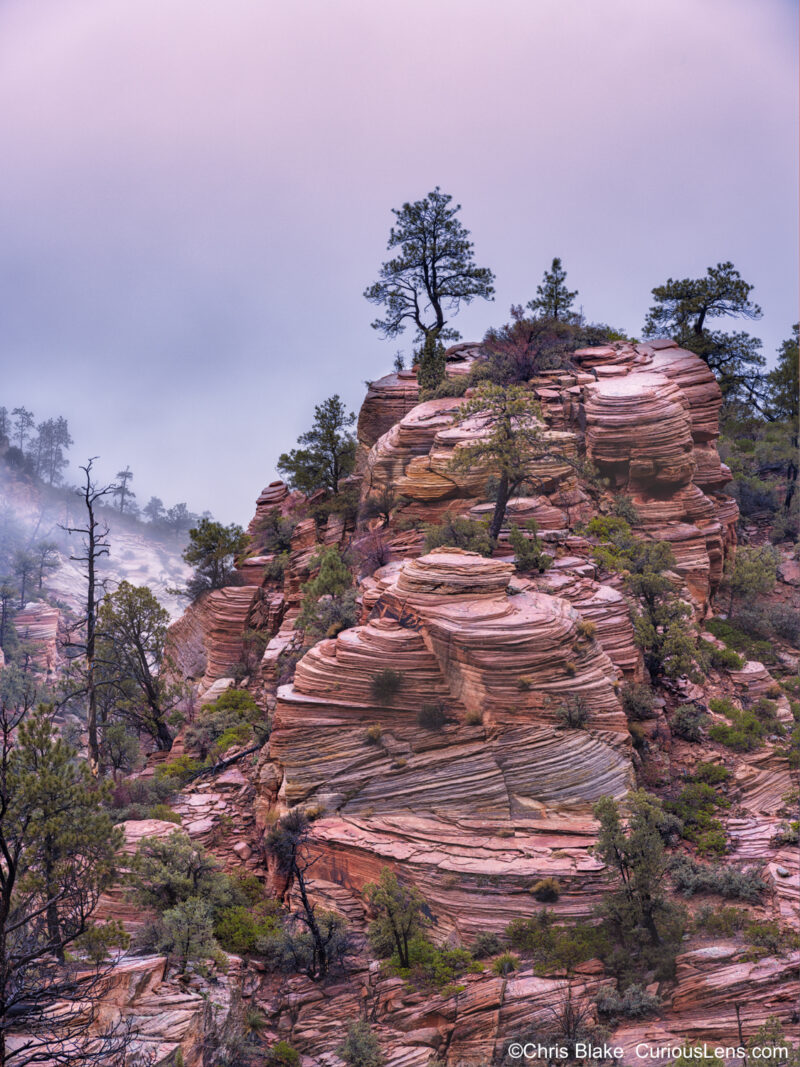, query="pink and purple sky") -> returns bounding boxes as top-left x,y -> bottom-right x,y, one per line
1,0 -> 797,521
